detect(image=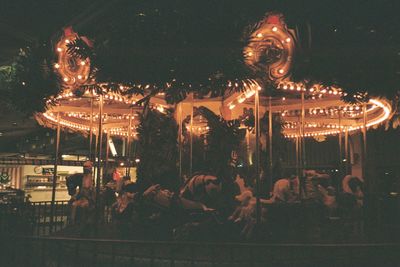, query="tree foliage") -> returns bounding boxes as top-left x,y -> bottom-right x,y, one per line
0,44 -> 61,116
136,106 -> 179,191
